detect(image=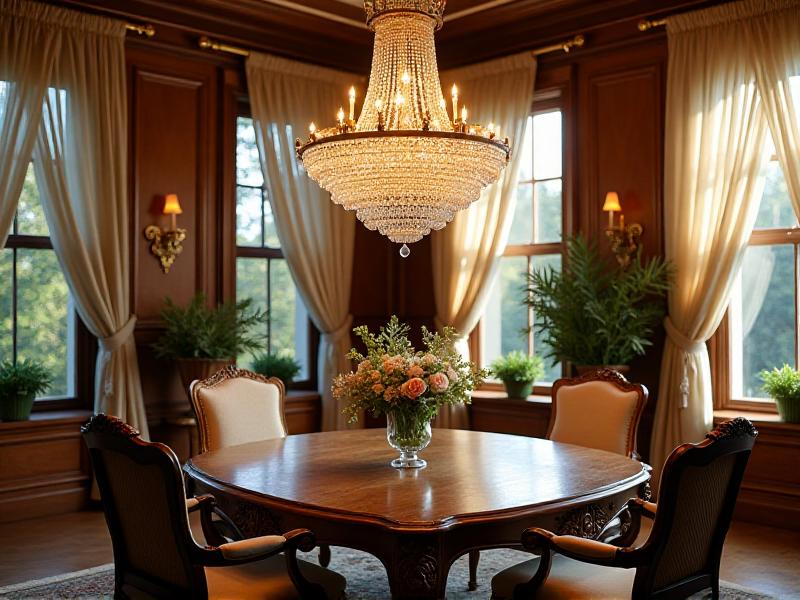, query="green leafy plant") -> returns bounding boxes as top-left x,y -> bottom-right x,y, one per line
490,351 -> 544,384
251,353 -> 302,385
0,359 -> 51,399
152,292 -> 268,360
760,365 -> 800,423
526,235 -> 672,367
